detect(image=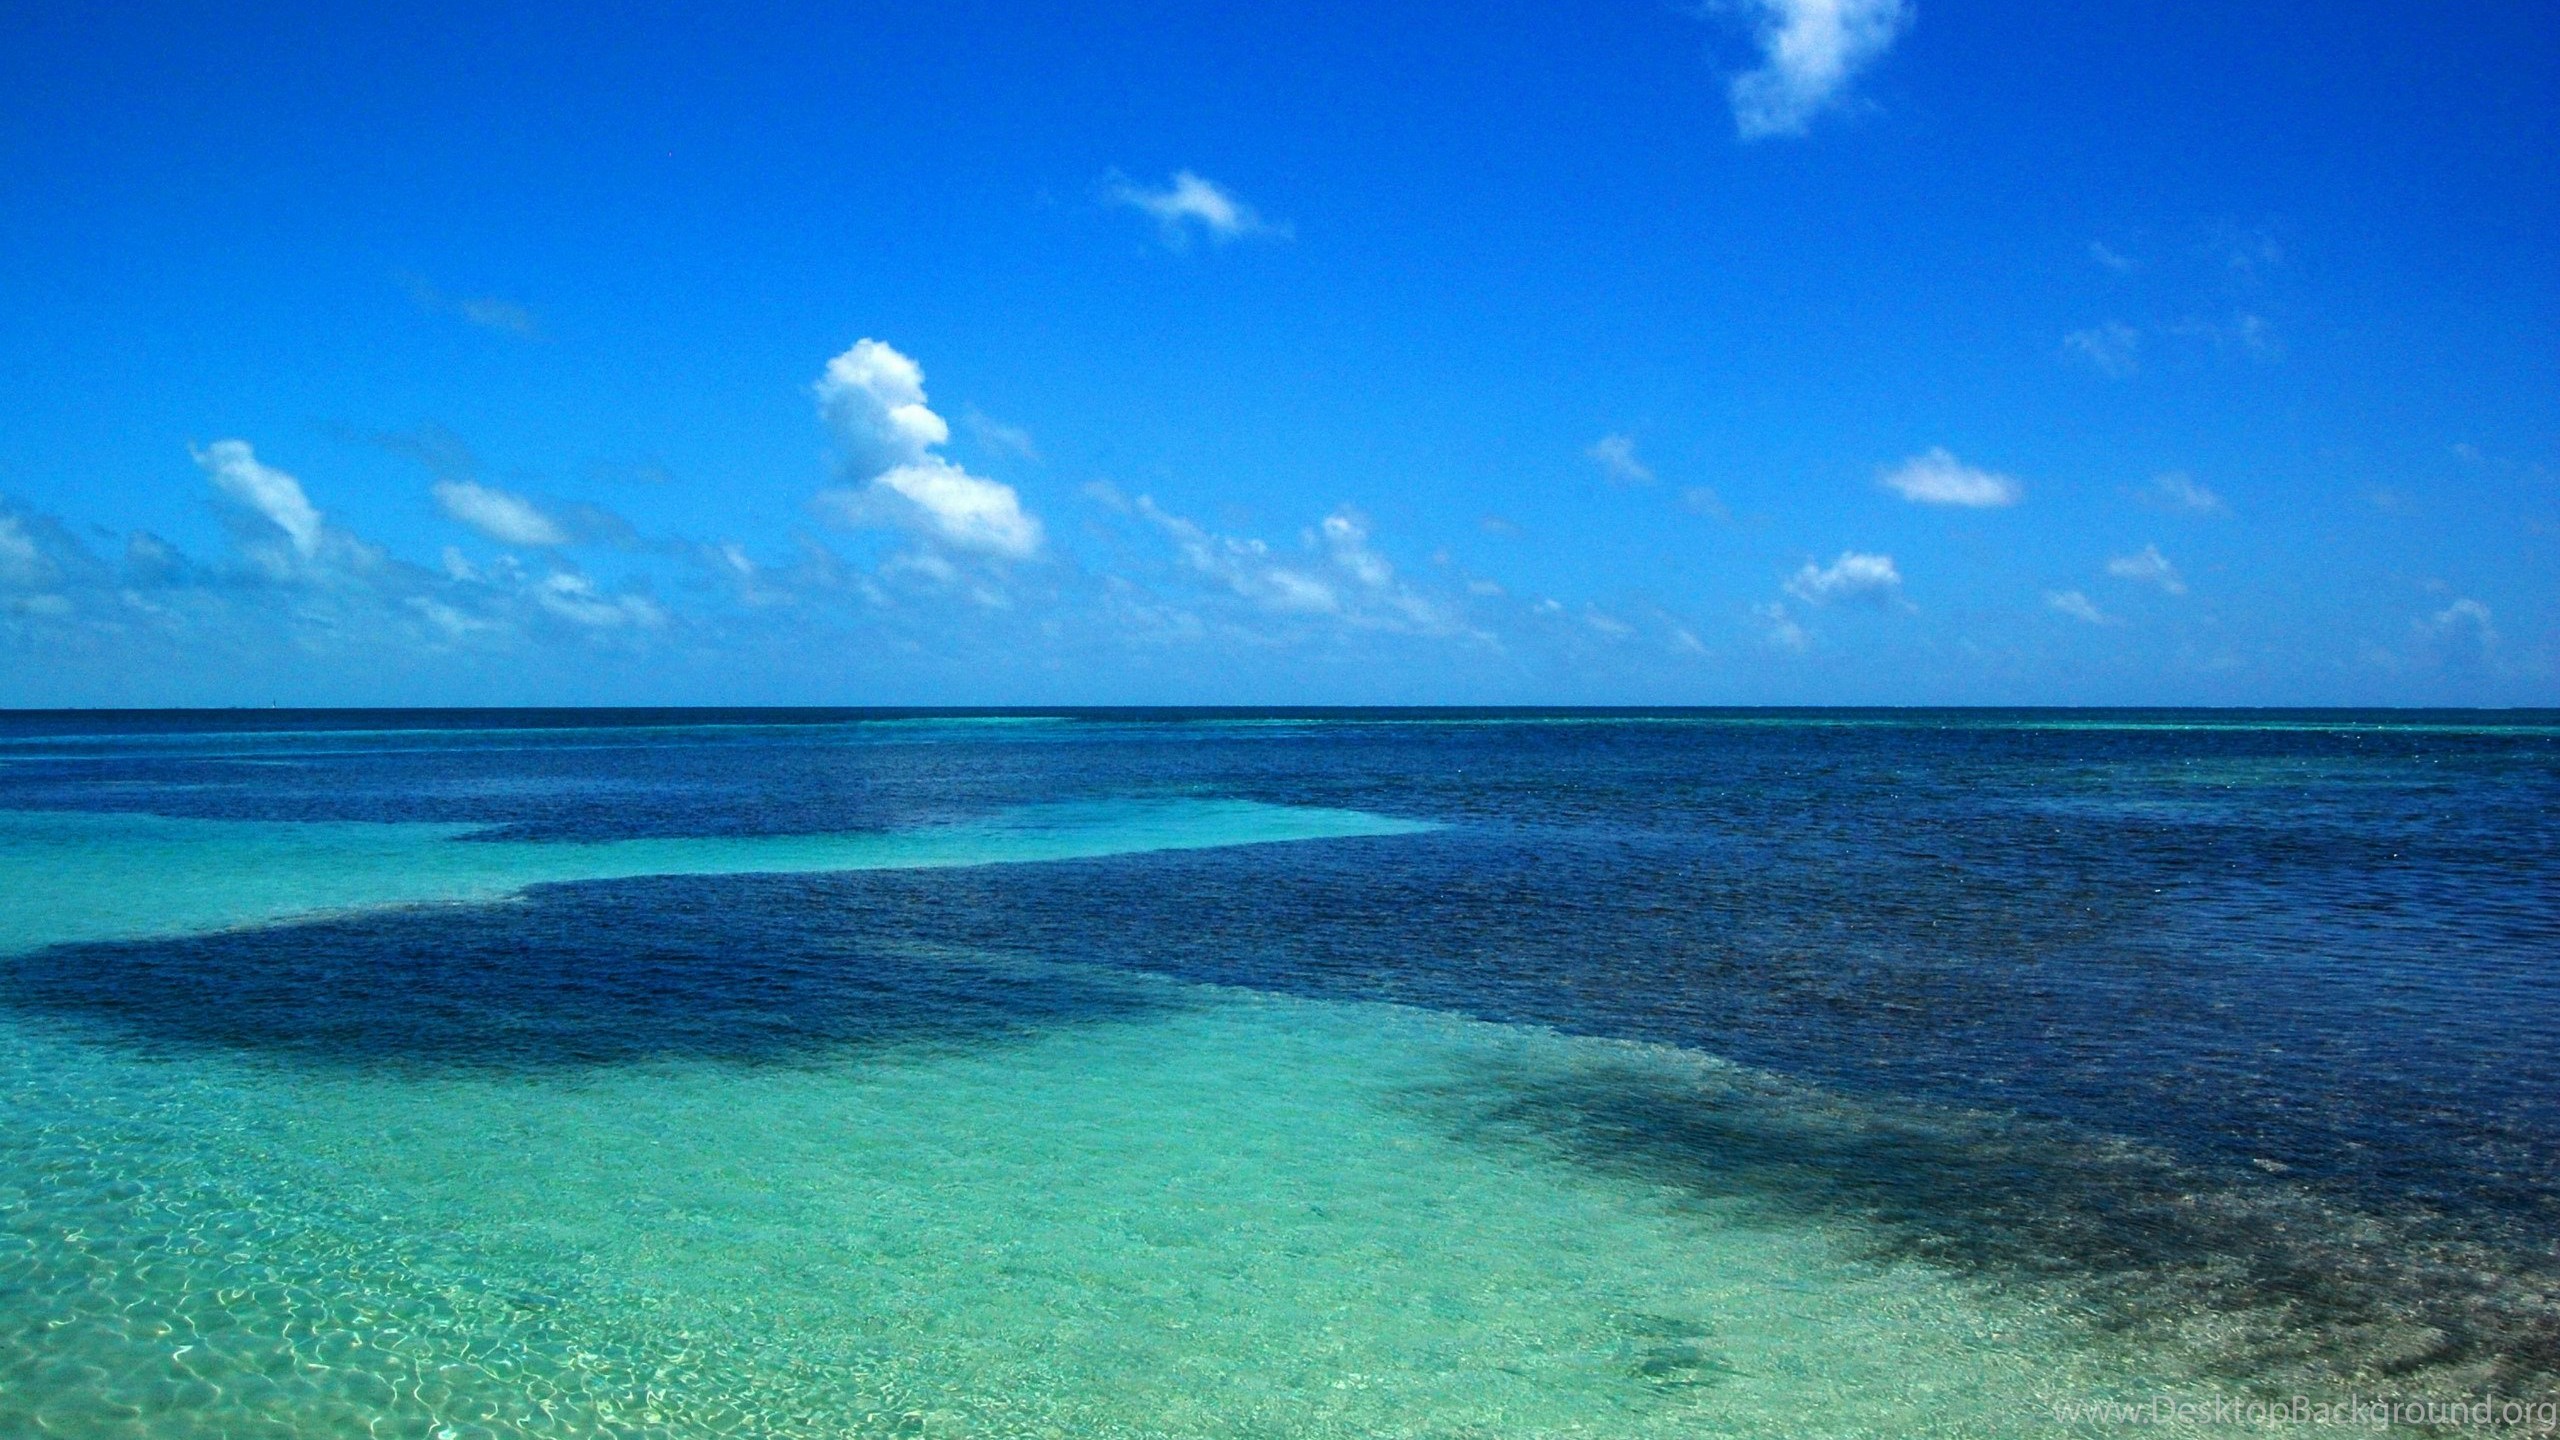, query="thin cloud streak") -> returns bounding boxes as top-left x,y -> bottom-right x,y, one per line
1106,171 -> 1289,246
